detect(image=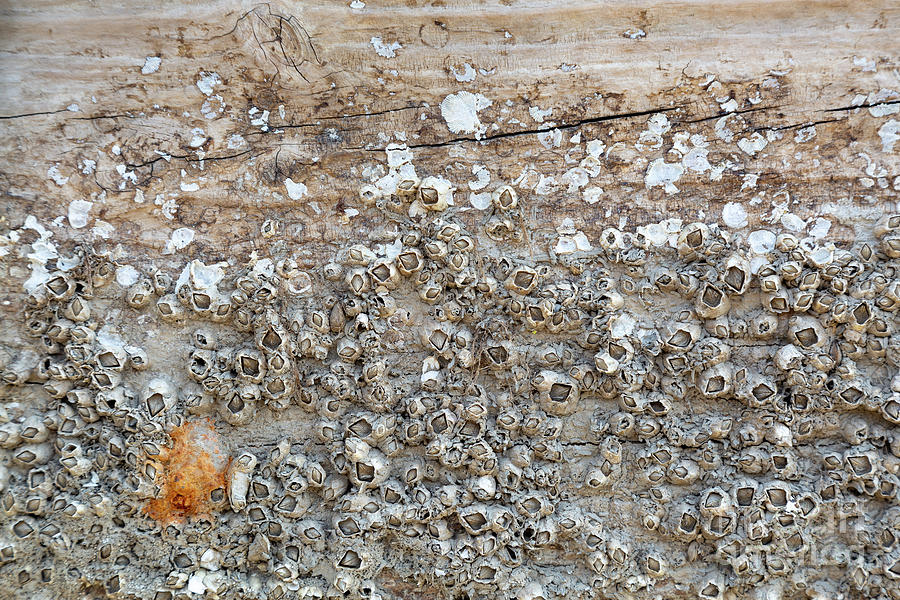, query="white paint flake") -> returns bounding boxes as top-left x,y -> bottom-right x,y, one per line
529,106 -> 553,123
853,56 -> 876,72
468,192 -> 492,210
537,129 -> 562,149
439,91 -> 492,137
878,120 -> 899,153
141,56 -> 161,74
561,167 -> 589,193
794,126 -> 817,143
164,228 -> 195,254
468,165 -> 490,191
196,72 -> 220,96
721,202 -> 748,229
67,200 -> 93,229
67,103 -> 80,112
451,63 -> 476,83
741,174 -> 759,190
582,186 -> 604,205
285,178 -> 308,200
81,159 -> 96,175
748,230 -> 776,254
189,128 -> 207,148
349,0 -> 365,9
644,159 -> 683,194
91,220 -> 114,239
370,37 -> 402,58
47,165 -> 69,186
385,143 -> 413,168
808,217 -> 831,239
115,265 -> 140,287
180,182 -> 200,192
227,134 -> 246,149
737,132 -> 768,156
781,213 -> 806,231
